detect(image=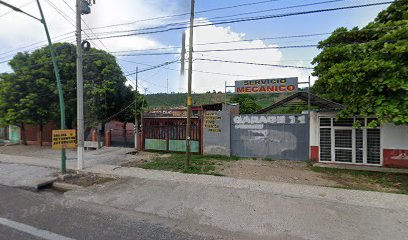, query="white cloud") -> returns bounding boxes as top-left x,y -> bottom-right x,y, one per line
0,0 -> 175,71
180,19 -> 312,92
